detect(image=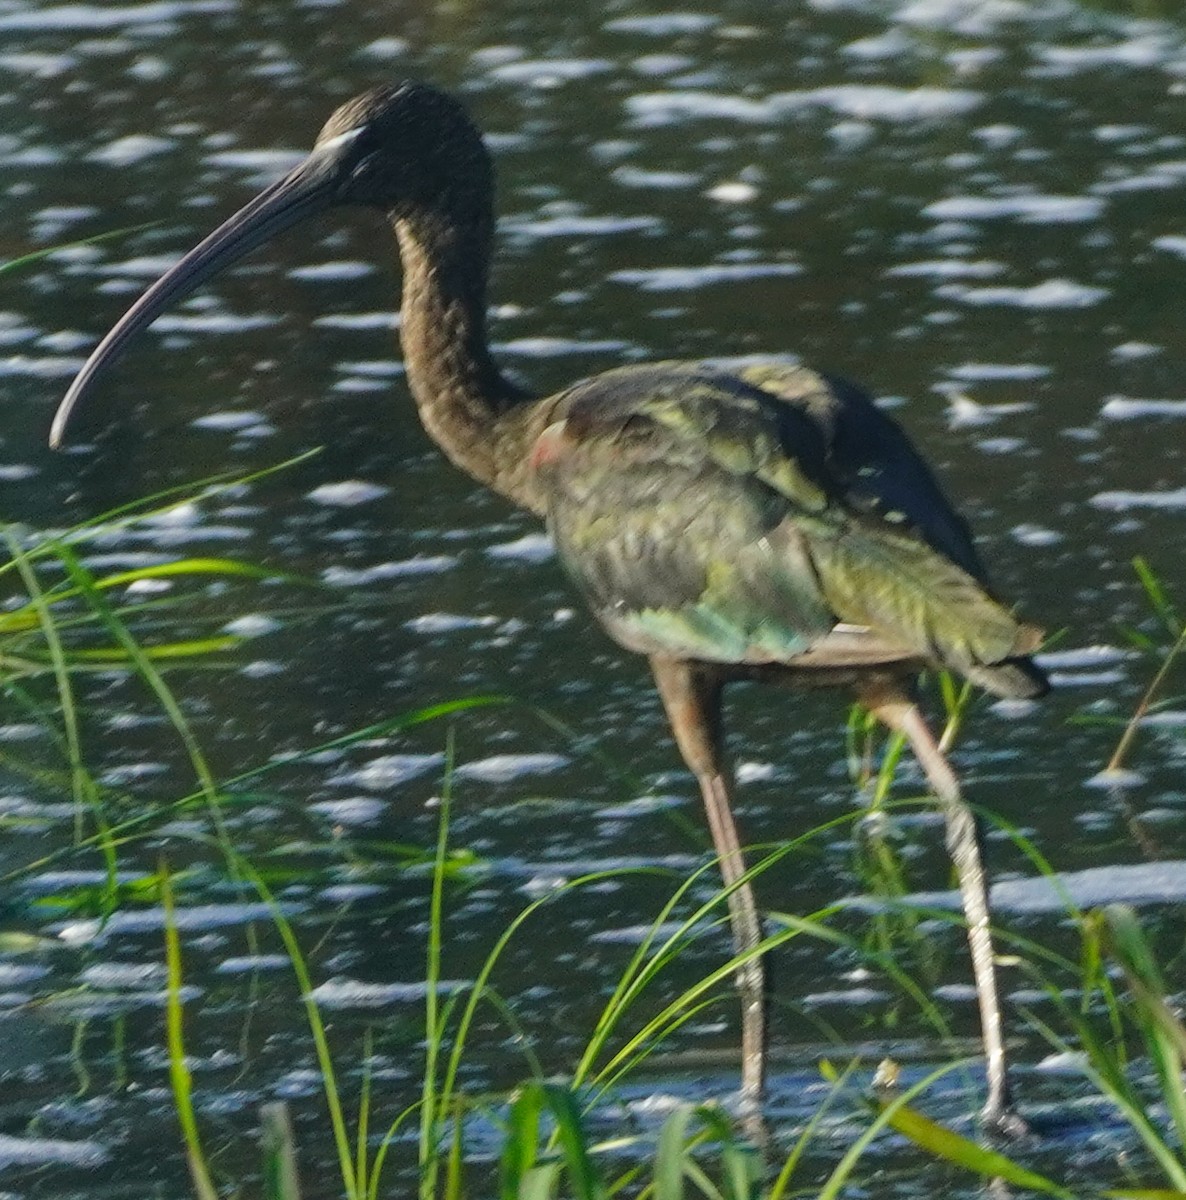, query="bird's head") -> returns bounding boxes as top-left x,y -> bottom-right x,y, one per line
312,83 -> 491,217
50,81 -> 491,448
